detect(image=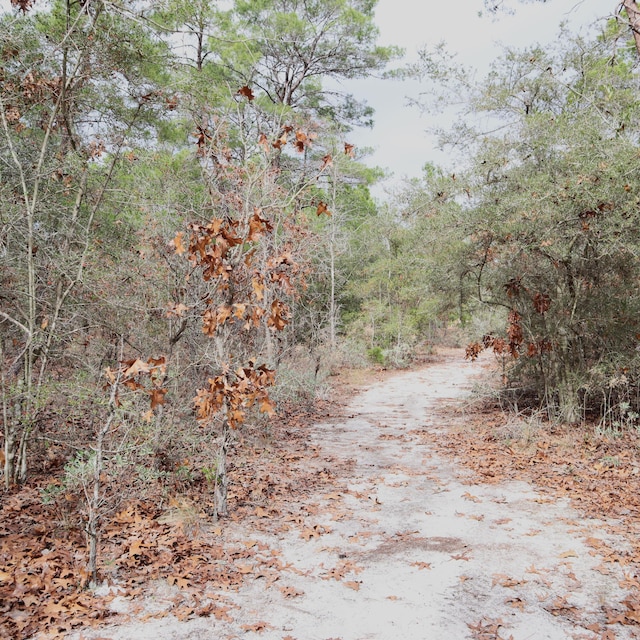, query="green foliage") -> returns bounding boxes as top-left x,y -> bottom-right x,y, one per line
223,0 -> 401,128
367,346 -> 385,365
411,23 -> 640,423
